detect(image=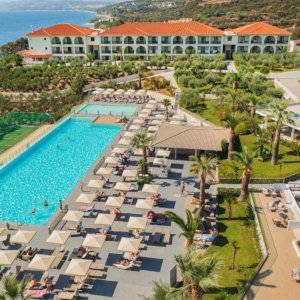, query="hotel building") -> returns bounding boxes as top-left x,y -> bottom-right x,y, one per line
20,21 -> 291,64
